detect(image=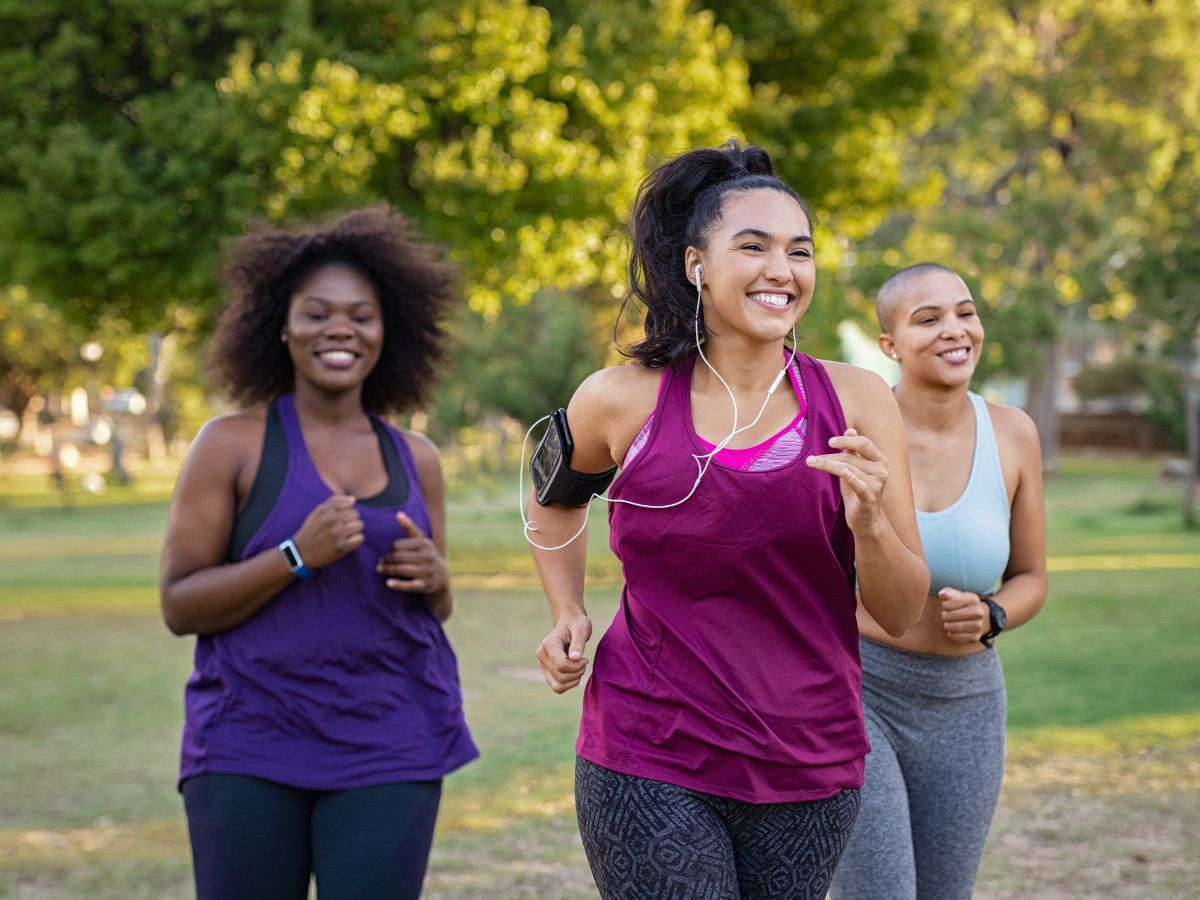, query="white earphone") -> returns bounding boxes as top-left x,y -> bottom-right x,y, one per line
693,264 -> 702,286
